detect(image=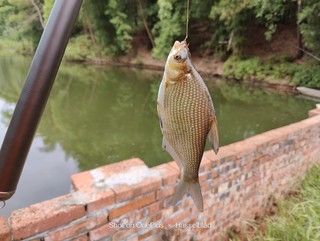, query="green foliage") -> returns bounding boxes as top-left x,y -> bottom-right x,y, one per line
0,0 -> 319,62
152,0 -> 185,59
43,0 -> 54,24
64,35 -> 96,61
209,0 -> 297,55
0,0 -> 43,52
209,0 -> 253,55
104,0 -> 133,55
299,0 -> 320,57
224,57 -> 320,88
292,65 -> 320,88
224,57 -> 294,82
254,0 -> 296,41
